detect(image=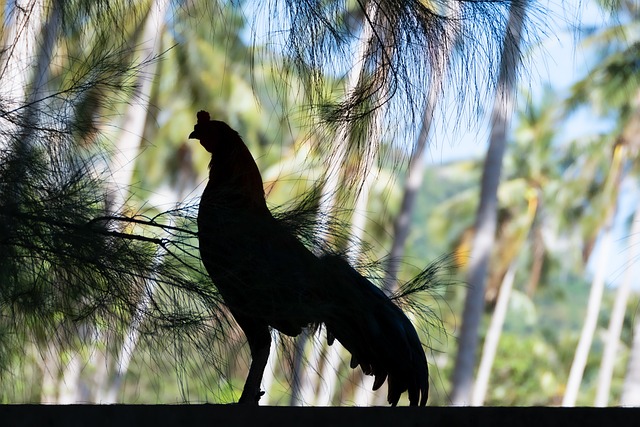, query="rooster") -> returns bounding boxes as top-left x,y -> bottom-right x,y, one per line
189,111 -> 429,406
